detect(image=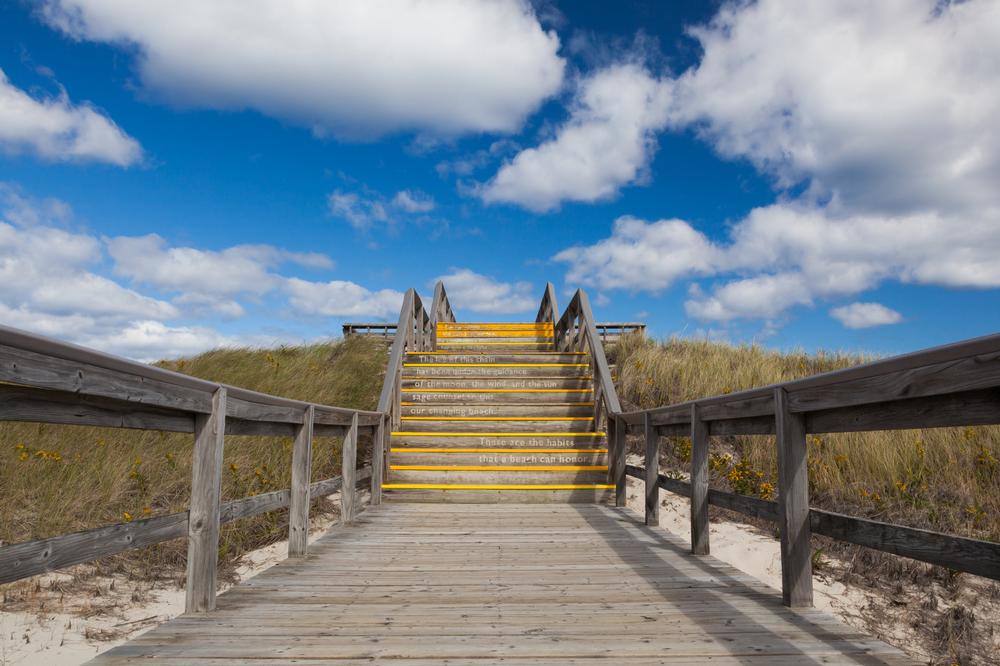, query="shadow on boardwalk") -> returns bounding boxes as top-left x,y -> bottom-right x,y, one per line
90,502 -> 911,664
